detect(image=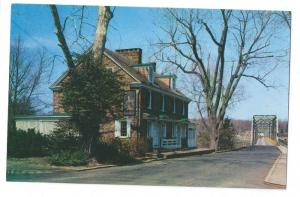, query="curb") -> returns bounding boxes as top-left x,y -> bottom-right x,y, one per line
74,164 -> 117,172
160,149 -> 215,159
